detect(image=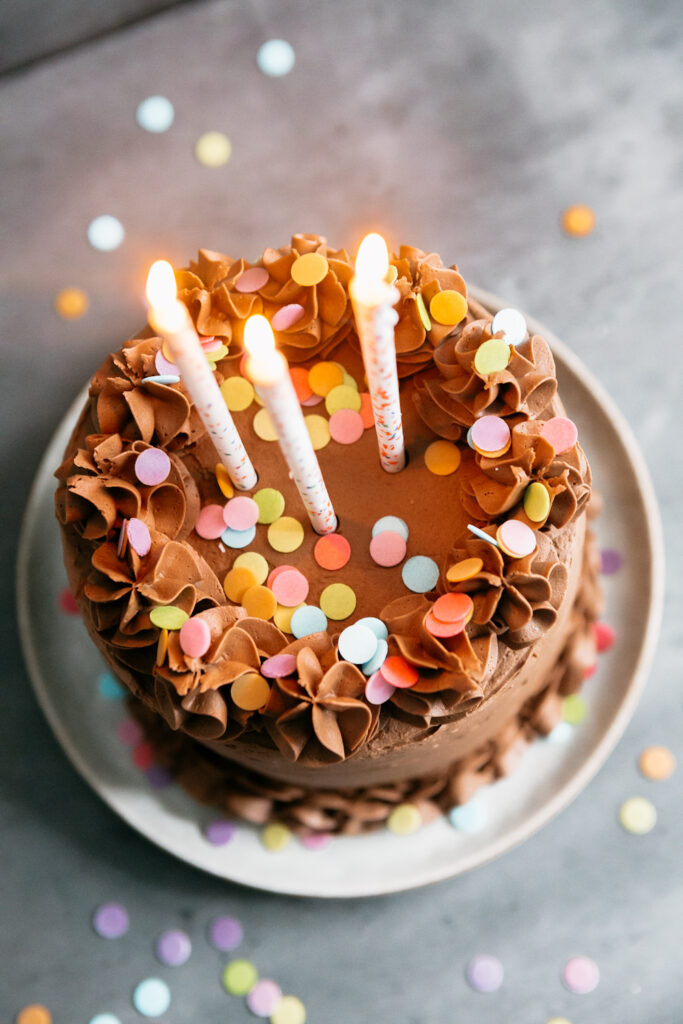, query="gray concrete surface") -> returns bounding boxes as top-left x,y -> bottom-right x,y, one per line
1,1 -> 681,1021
